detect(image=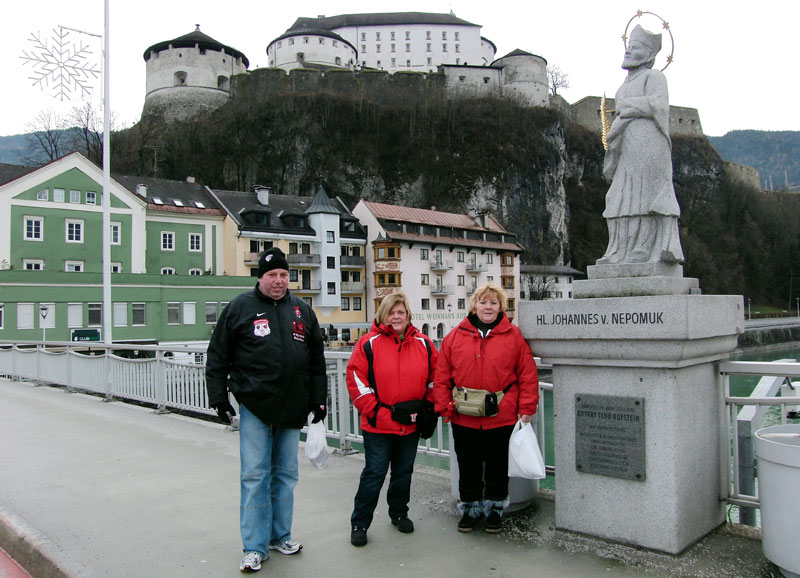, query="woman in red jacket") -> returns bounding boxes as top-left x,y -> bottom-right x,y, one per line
346,292 -> 437,547
433,282 -> 539,533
